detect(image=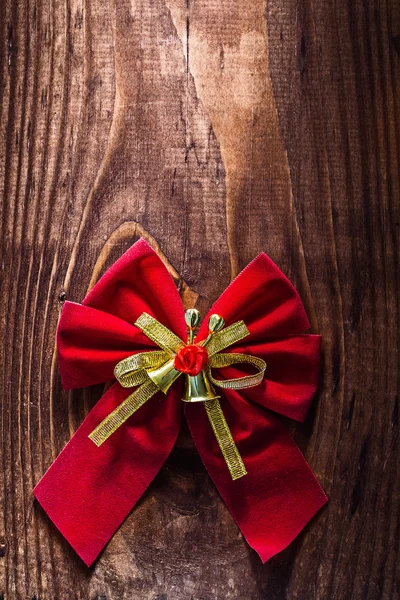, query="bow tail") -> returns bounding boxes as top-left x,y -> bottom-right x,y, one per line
34,381 -> 182,566
185,390 -> 327,562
